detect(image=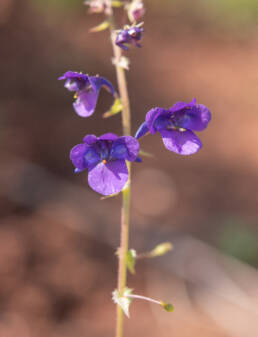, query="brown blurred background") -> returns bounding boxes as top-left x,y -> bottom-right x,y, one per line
1,0 -> 258,336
